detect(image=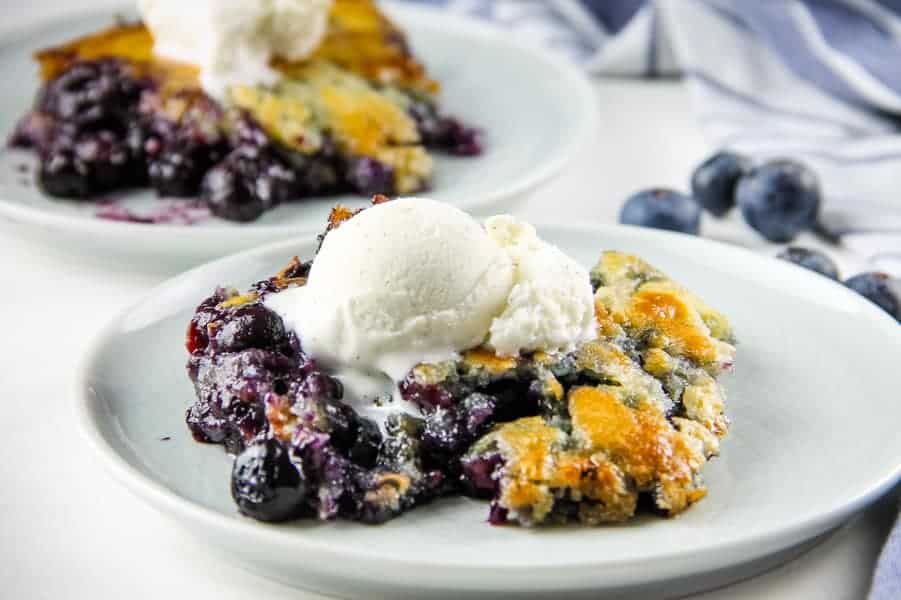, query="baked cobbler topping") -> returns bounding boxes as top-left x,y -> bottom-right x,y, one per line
184,197 -> 735,525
